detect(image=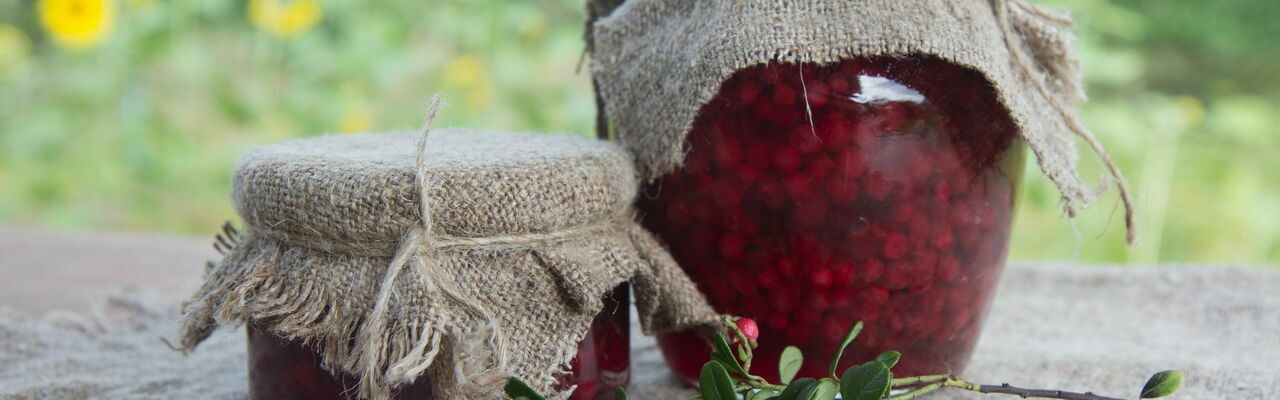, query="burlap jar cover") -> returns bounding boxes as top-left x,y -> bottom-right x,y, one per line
587,0 -> 1137,241
176,103 -> 722,400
